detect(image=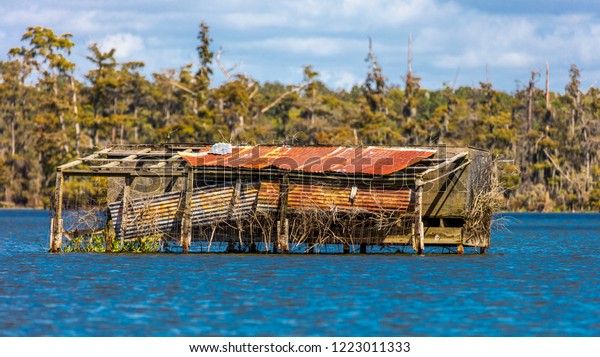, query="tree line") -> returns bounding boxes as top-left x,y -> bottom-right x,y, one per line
0,24 -> 598,211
